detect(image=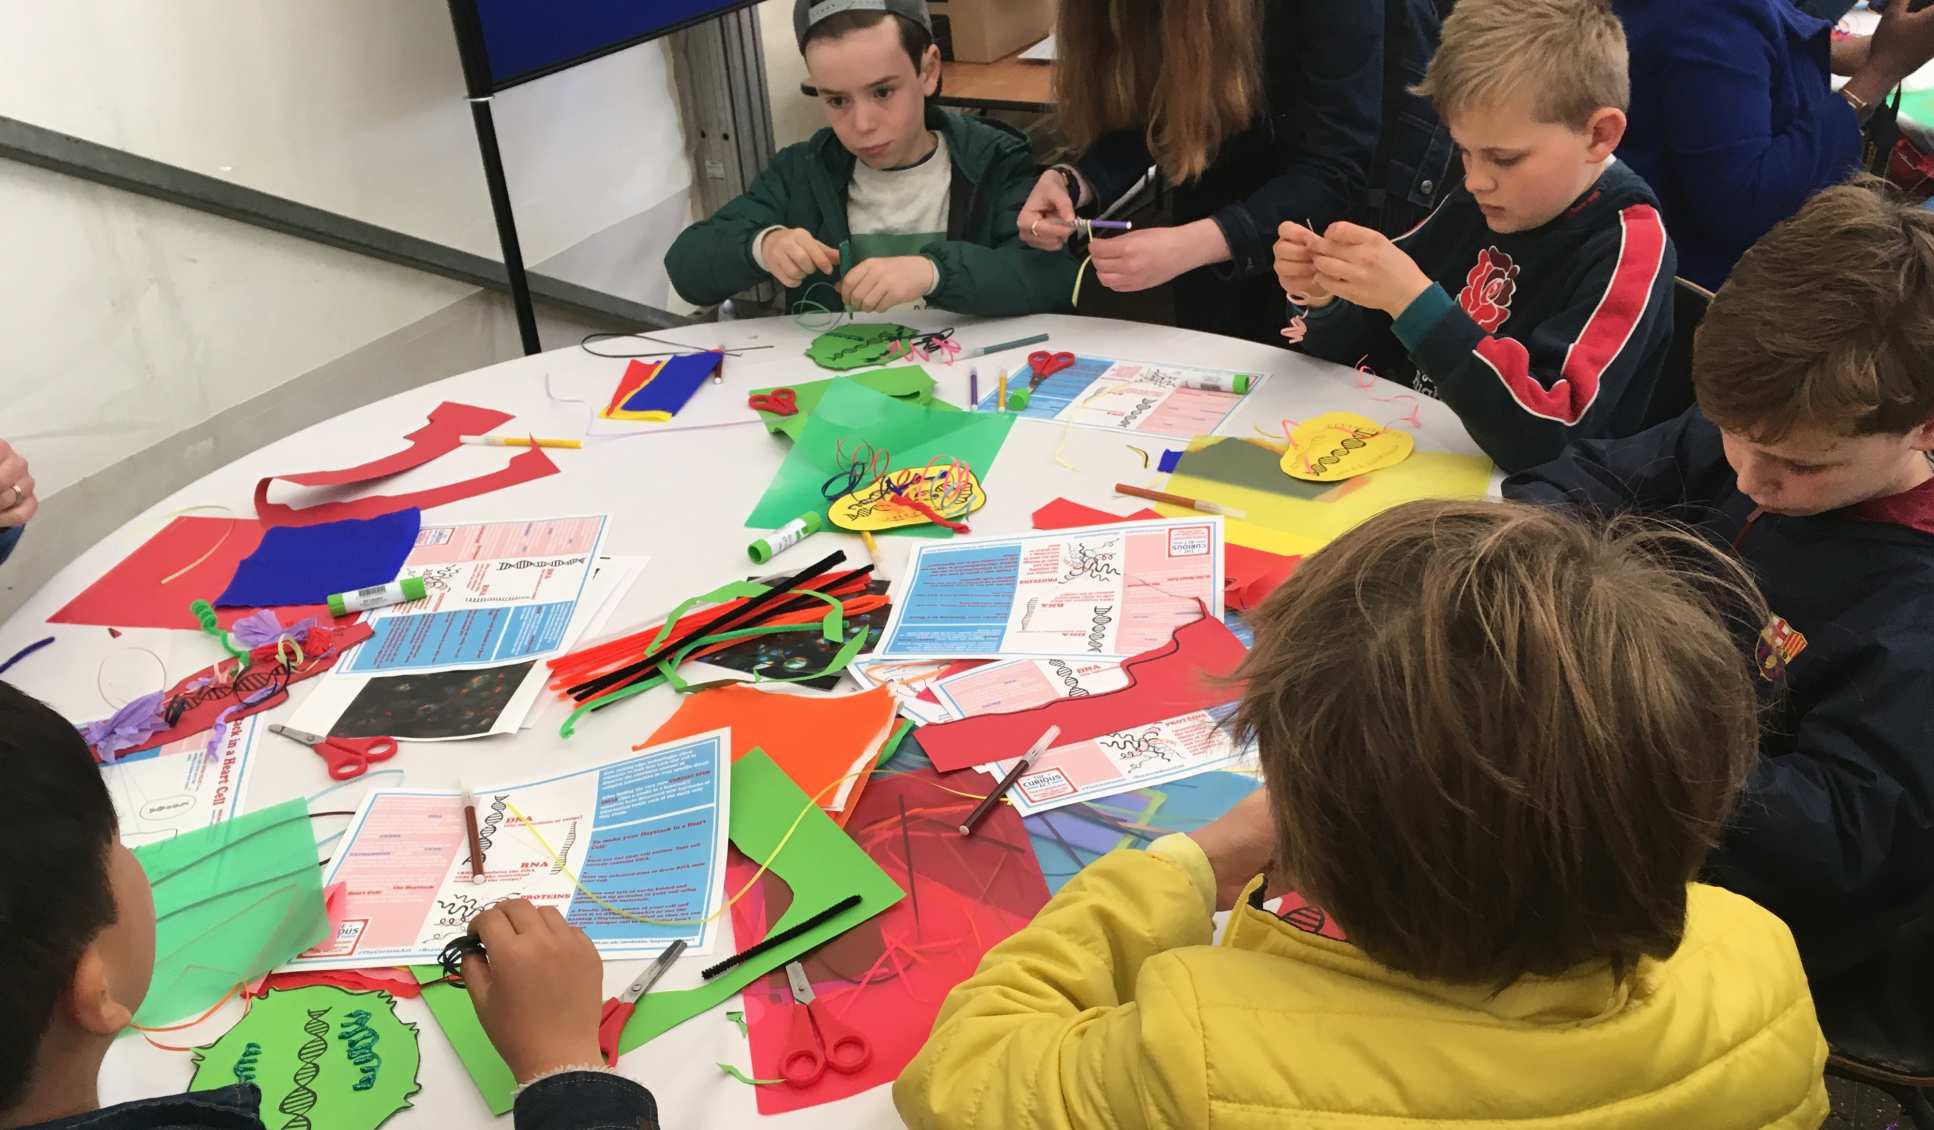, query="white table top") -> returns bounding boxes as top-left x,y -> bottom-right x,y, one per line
0,311 -> 1485,1127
